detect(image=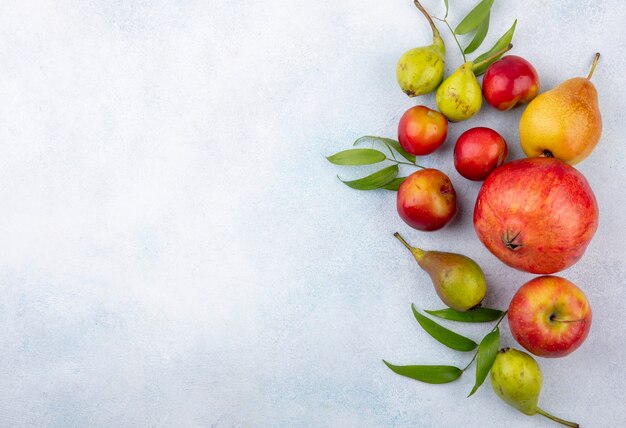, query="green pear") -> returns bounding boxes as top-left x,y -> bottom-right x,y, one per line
396,1 -> 445,97
394,233 -> 486,311
490,348 -> 579,427
435,62 -> 483,122
436,44 -> 514,122
490,348 -> 542,415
